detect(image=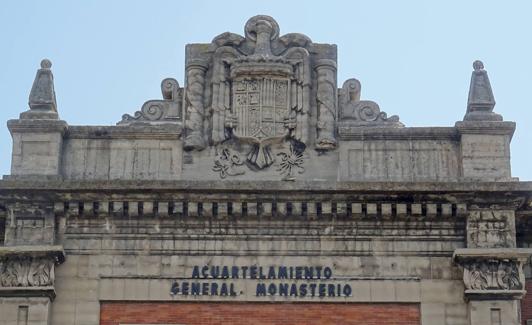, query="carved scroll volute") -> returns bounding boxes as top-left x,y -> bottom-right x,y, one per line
284,47 -> 311,144
315,59 -> 337,150
118,78 -> 182,125
339,78 -> 361,115
184,59 -> 209,151
338,78 -> 402,126
211,47 -> 240,145
138,78 -> 180,121
161,78 -> 181,120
